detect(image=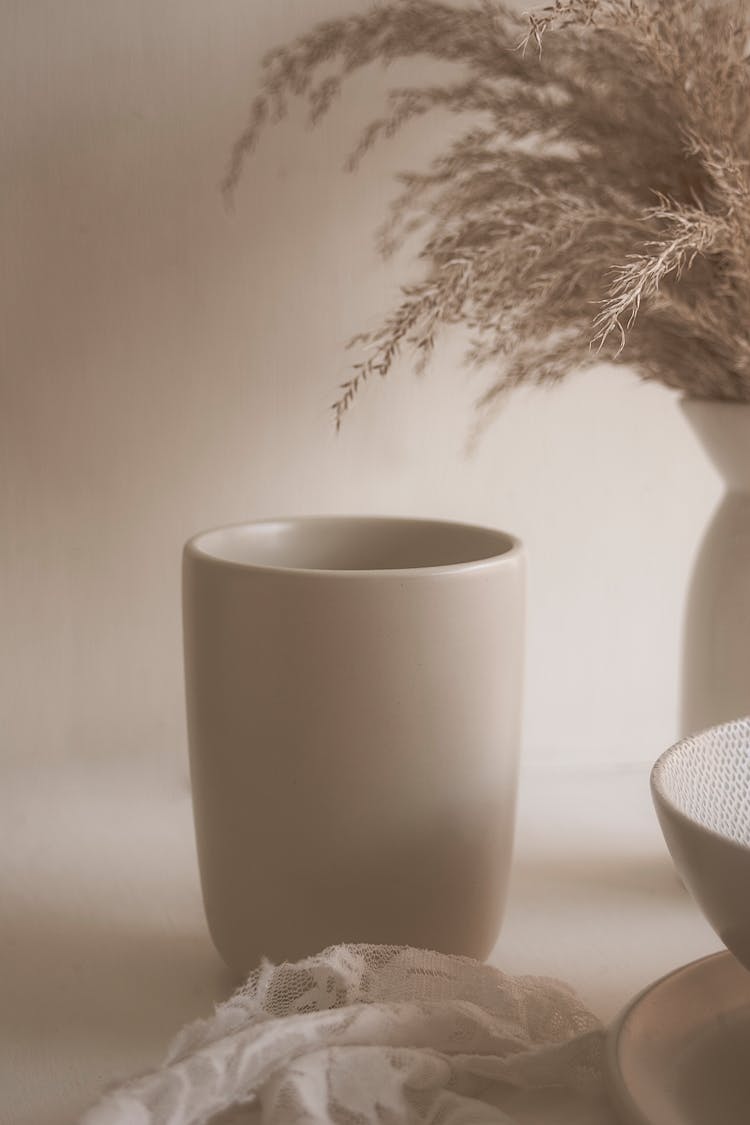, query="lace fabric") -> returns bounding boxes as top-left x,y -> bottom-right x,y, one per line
80,944 -> 618,1125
